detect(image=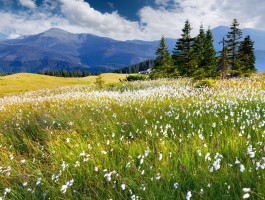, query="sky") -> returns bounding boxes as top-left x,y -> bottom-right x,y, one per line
0,0 -> 264,40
